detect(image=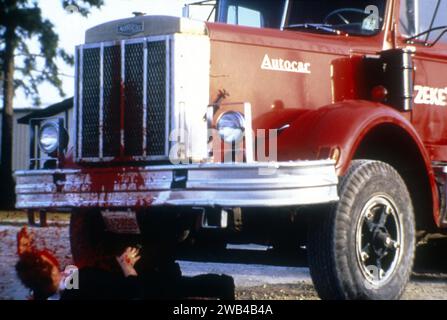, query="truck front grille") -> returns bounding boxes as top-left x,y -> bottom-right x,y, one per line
76,37 -> 170,162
